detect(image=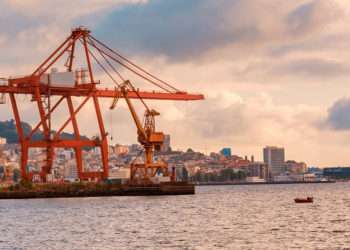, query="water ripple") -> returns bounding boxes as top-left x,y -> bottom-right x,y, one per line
0,183 -> 349,249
